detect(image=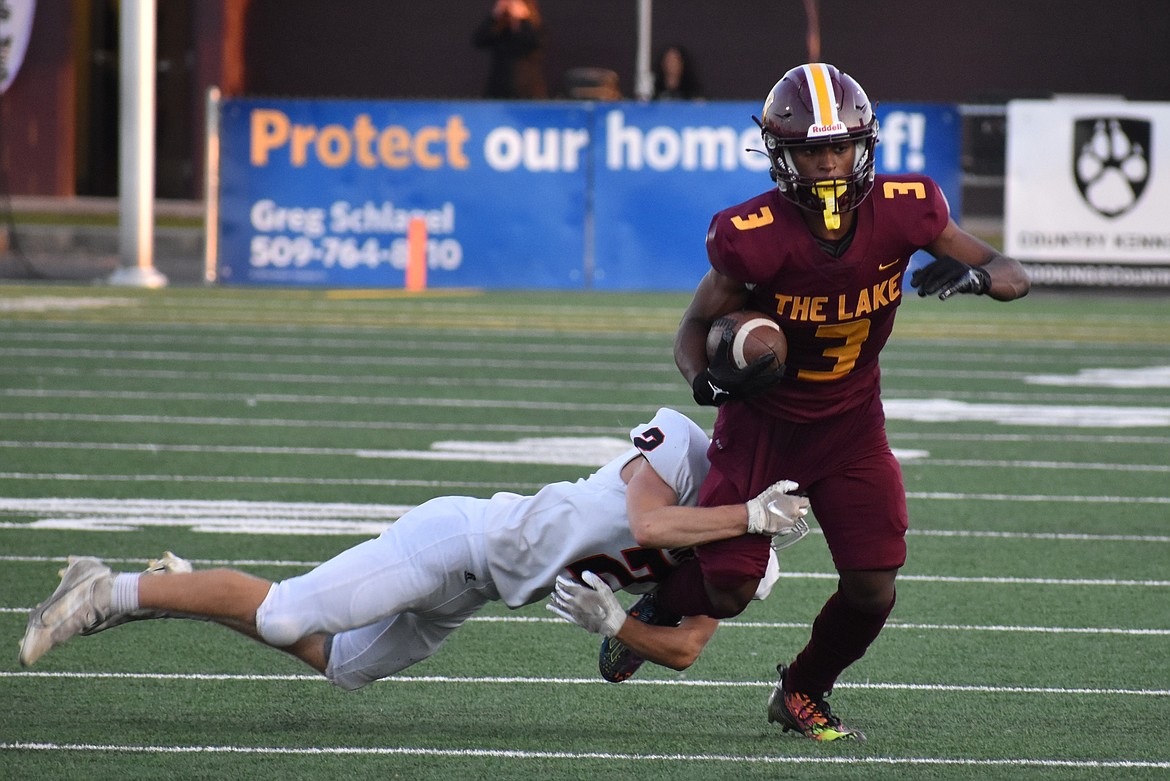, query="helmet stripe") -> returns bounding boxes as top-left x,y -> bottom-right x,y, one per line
803,63 -> 839,129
